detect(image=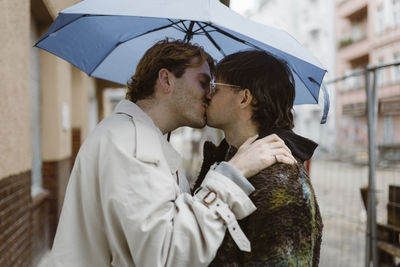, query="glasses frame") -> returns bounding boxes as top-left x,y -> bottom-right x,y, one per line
209,81 -> 241,95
